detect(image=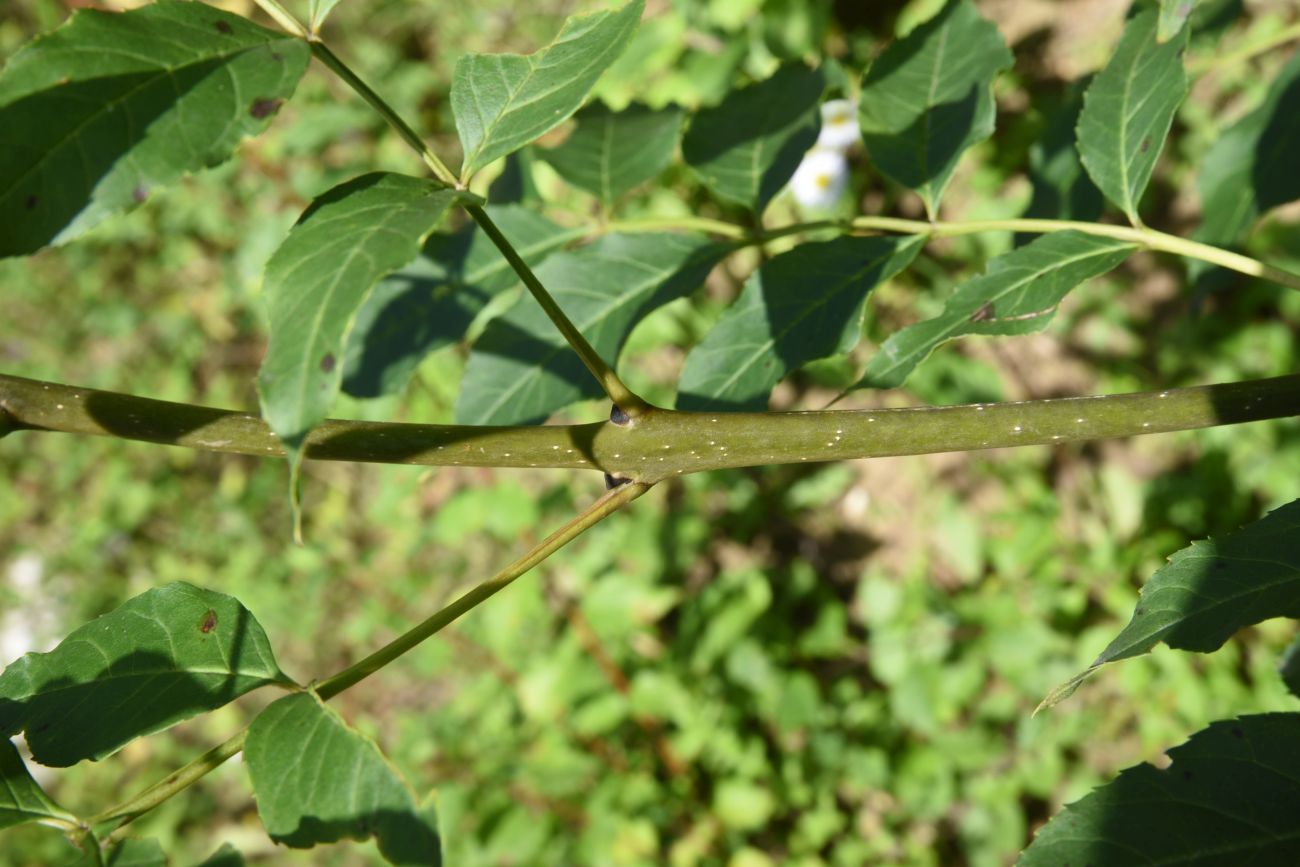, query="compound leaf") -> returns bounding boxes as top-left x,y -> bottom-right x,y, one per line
678,236 -> 923,411
539,102 -> 682,205
257,173 -> 465,514
857,0 -> 1013,219
458,233 -> 727,425
0,0 -> 308,257
683,63 -> 824,213
1042,499 -> 1300,709
246,692 -> 440,867
856,232 -> 1134,391
452,0 -> 644,181
0,583 -> 290,767
1076,8 -> 1189,225
1021,714 -> 1300,866
341,205 -> 582,399
0,739 -> 75,829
